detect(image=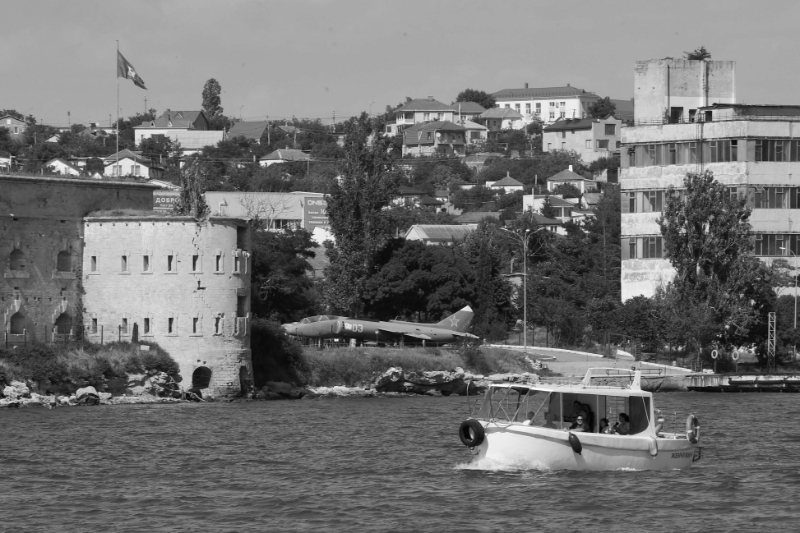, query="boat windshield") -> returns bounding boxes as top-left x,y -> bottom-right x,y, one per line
474,386 -> 554,426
